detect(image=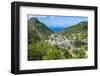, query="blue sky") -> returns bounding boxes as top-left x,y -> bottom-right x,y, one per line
28,15 -> 88,32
